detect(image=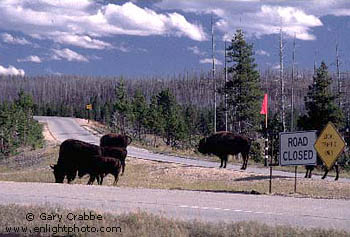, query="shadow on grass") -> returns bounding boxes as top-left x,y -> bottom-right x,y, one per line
170,187 -> 262,195
234,175 -> 292,181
